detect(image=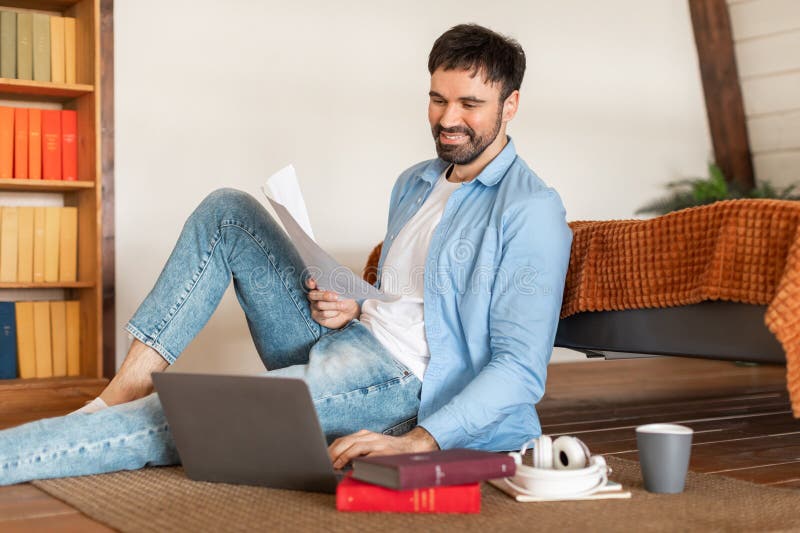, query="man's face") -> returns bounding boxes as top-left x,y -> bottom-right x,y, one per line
428,67 -> 505,165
